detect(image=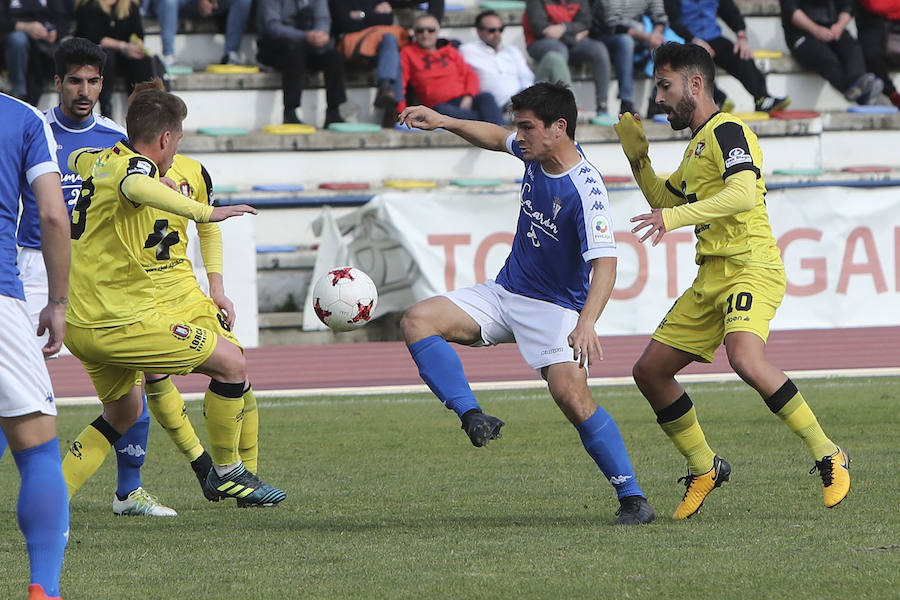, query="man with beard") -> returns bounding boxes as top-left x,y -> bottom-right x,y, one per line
613,42 -> 850,519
